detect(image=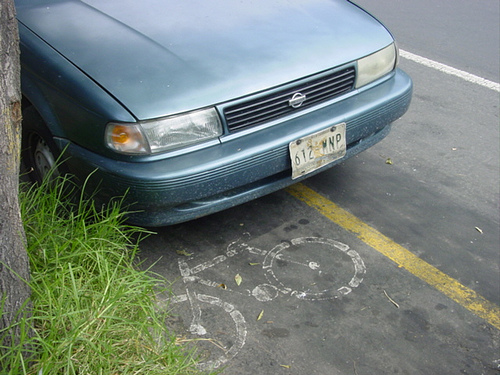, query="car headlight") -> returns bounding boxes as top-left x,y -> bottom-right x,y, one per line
106,107 -> 223,154
355,43 -> 397,88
